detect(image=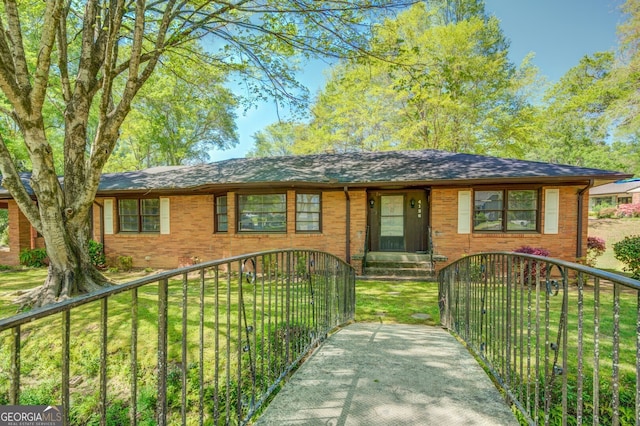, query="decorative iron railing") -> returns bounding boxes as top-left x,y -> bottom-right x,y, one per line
438,252 -> 640,426
0,249 -> 355,425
